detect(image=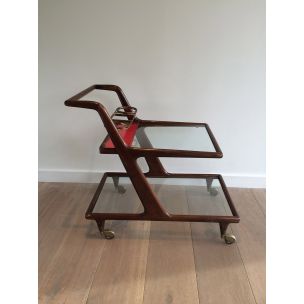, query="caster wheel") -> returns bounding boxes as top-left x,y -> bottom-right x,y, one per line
117,185 -> 126,194
223,234 -> 236,244
209,188 -> 219,196
103,229 -> 115,240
